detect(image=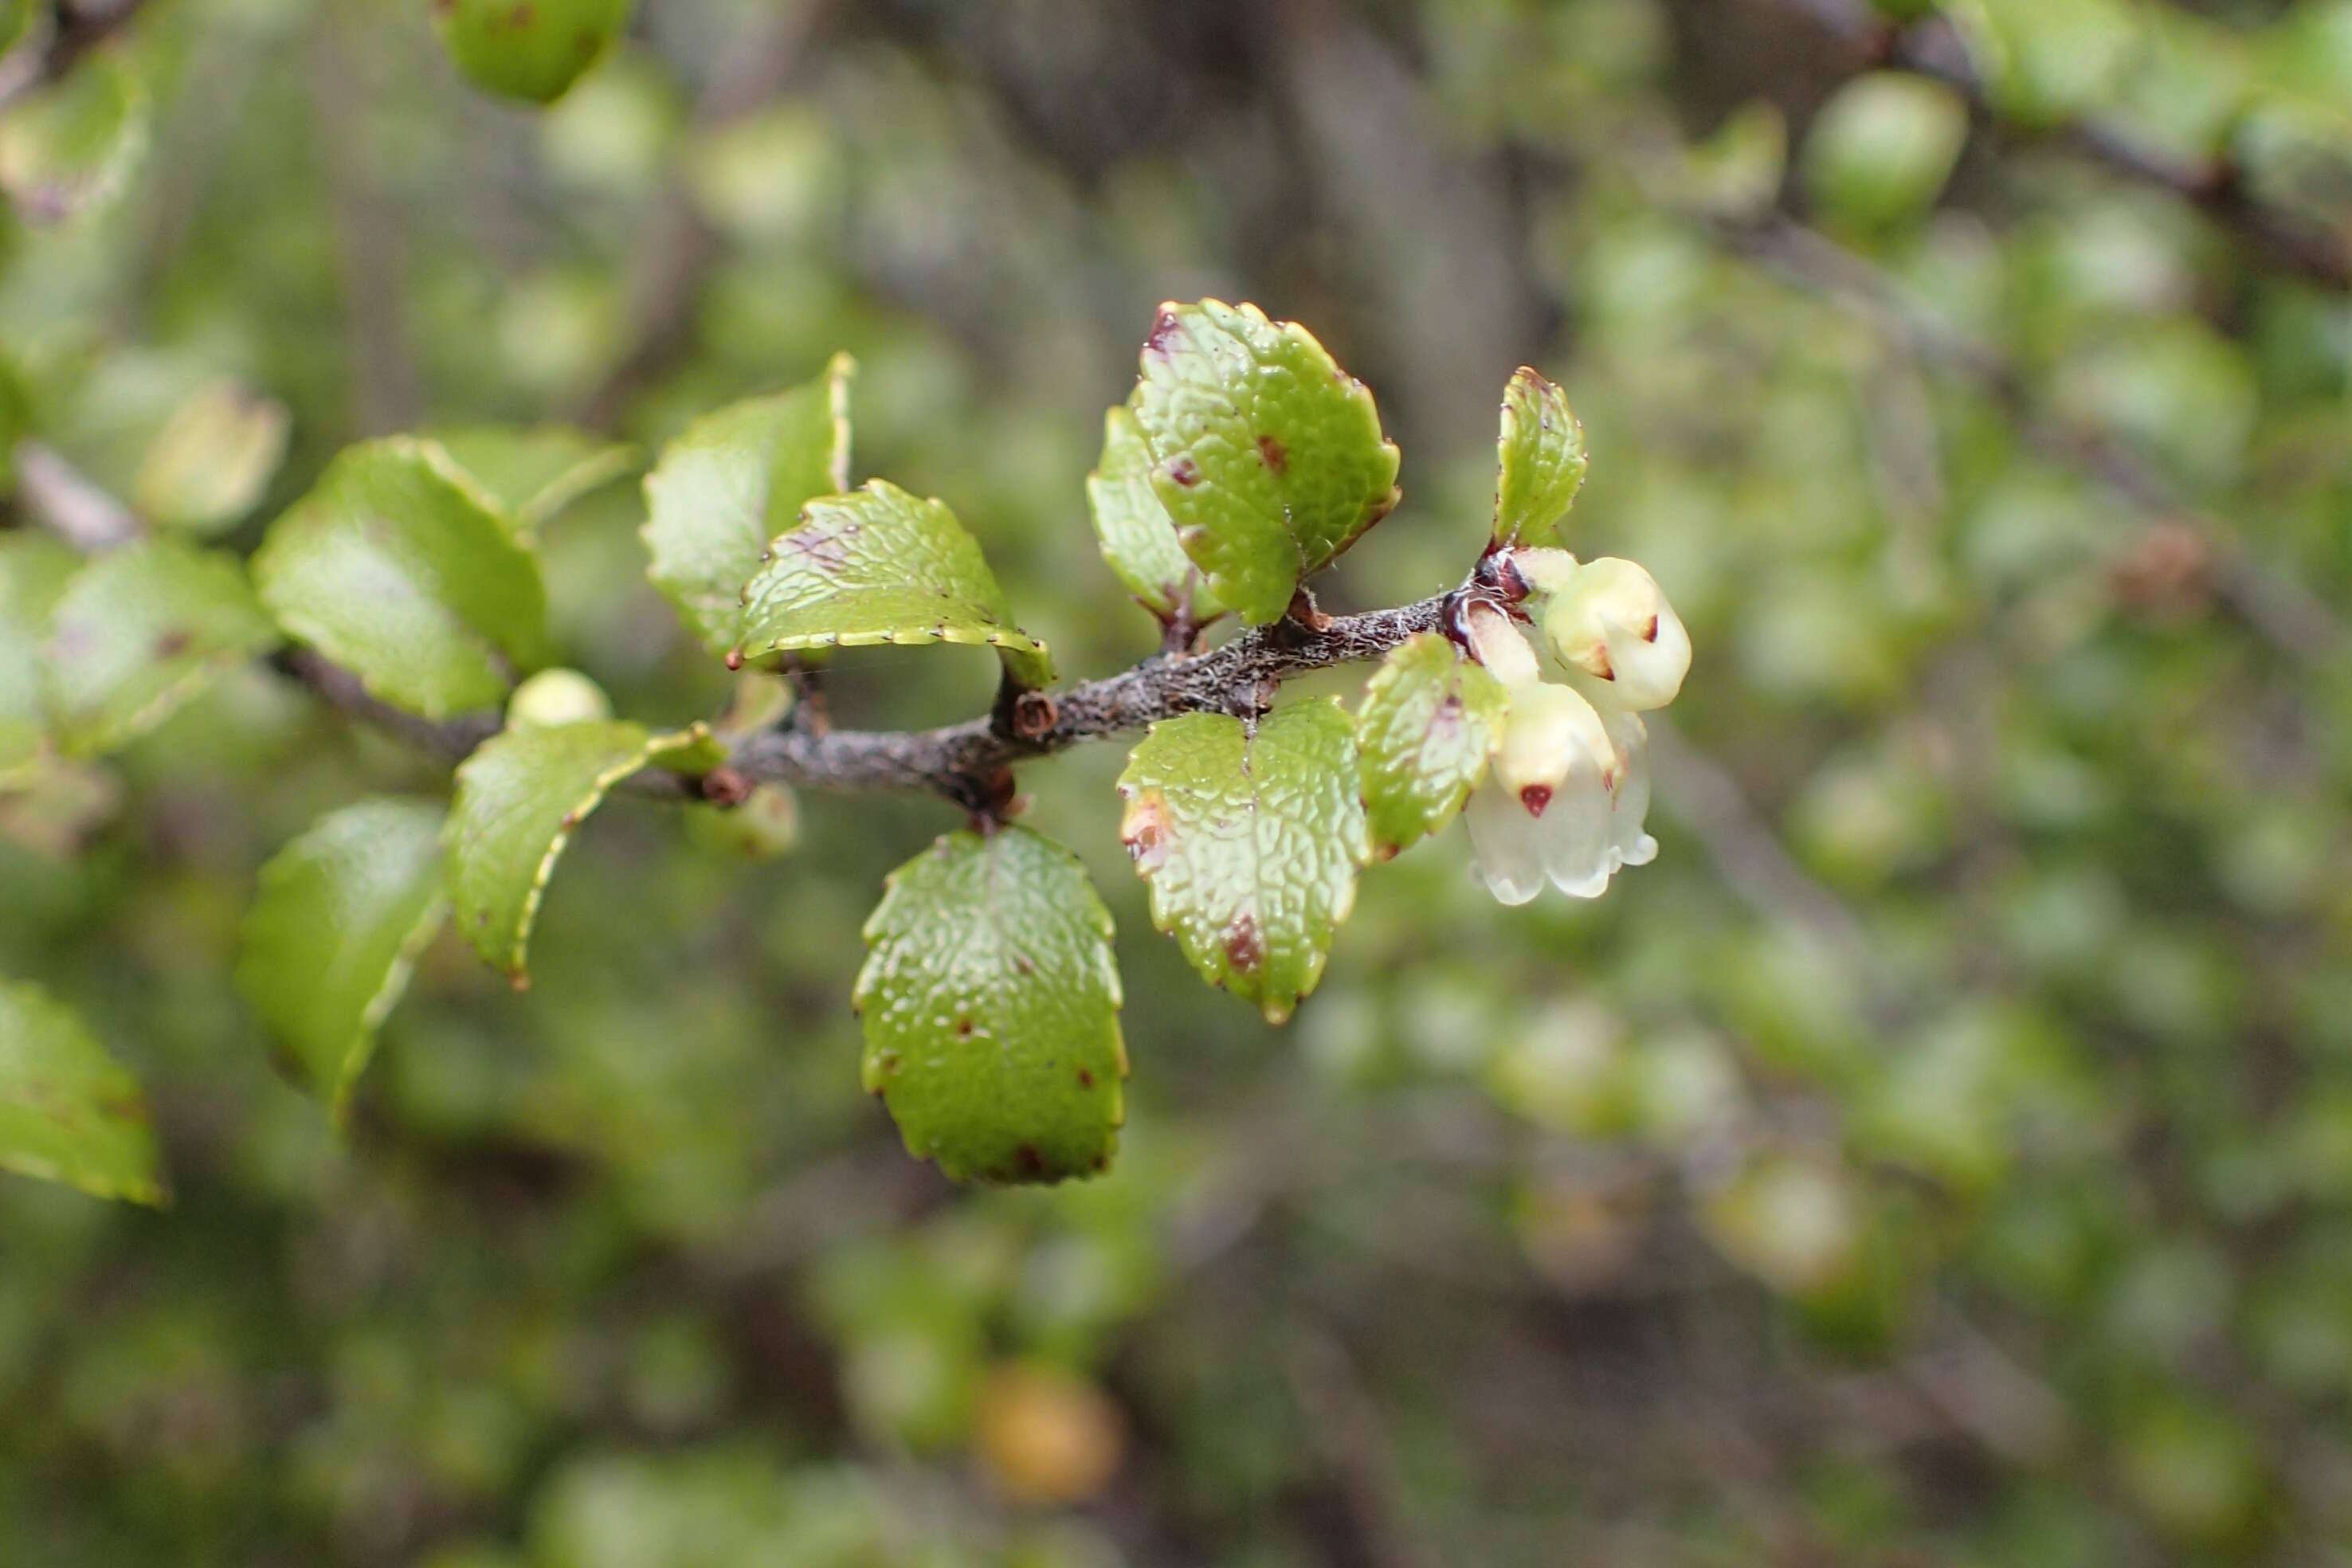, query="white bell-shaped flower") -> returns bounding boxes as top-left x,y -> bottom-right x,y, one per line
1465,680 -> 1625,904
1537,557 -> 1690,711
